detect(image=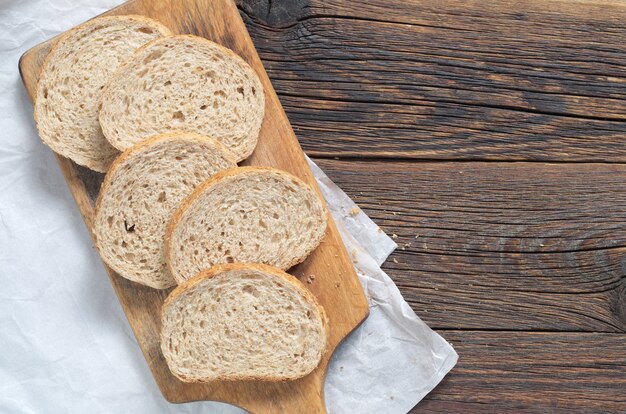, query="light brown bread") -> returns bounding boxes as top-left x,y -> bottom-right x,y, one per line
161,263 -> 328,382
99,35 -> 265,162
93,132 -> 236,289
165,167 -> 328,284
34,15 -> 171,172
